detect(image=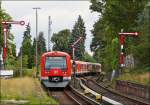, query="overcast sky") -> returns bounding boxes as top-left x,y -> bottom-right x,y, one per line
2,1 -> 99,55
